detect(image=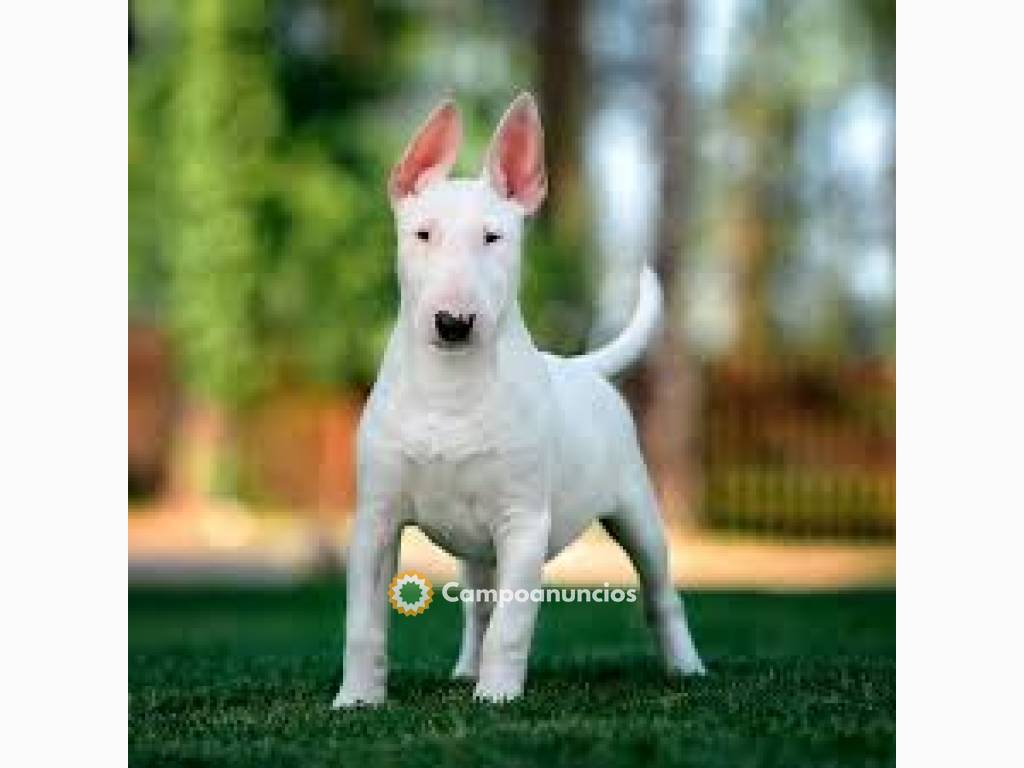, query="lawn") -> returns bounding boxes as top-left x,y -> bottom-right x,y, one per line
129,581 -> 895,767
